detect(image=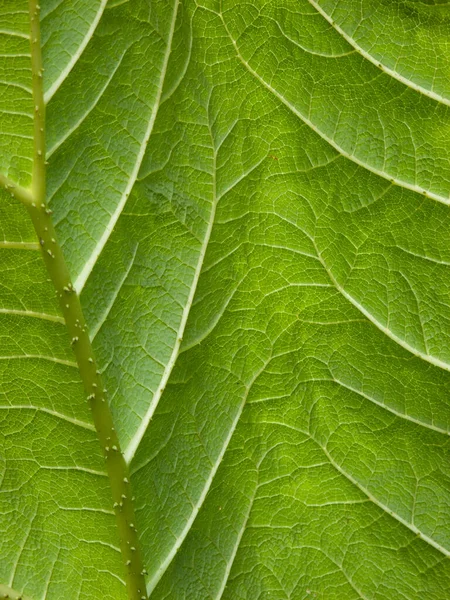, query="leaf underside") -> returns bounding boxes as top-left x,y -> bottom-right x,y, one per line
1,1 -> 450,599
